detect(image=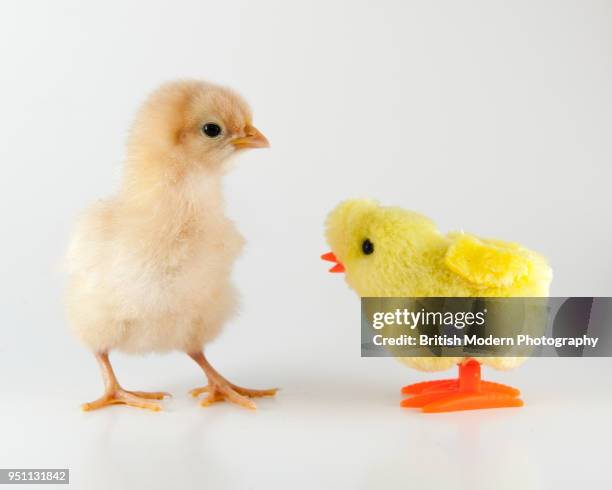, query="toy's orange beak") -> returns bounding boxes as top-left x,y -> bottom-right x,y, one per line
232,125 -> 270,149
321,252 -> 345,273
